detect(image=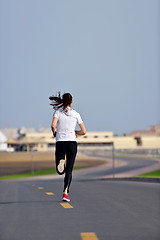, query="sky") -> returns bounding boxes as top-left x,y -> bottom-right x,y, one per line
0,0 -> 159,135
